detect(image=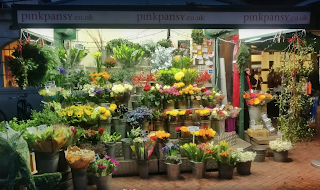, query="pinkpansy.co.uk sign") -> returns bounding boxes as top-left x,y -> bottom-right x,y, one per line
17,10 -> 311,25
